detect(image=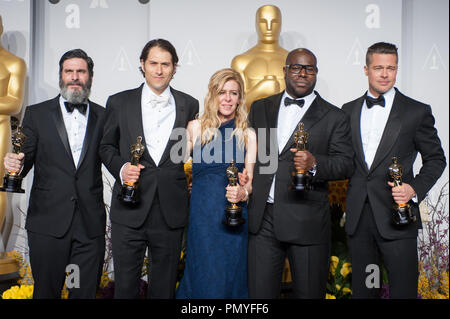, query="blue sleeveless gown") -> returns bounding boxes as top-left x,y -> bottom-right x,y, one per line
176,119 -> 248,299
